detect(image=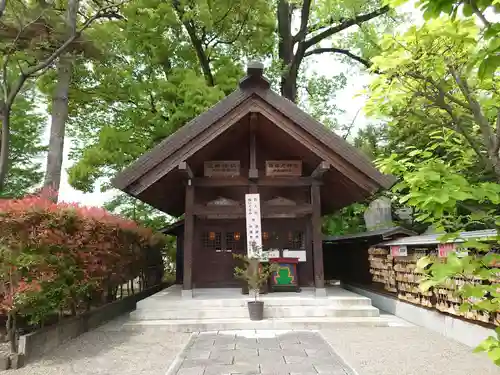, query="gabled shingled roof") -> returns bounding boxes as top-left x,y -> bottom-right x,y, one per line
112,63 -> 395,215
